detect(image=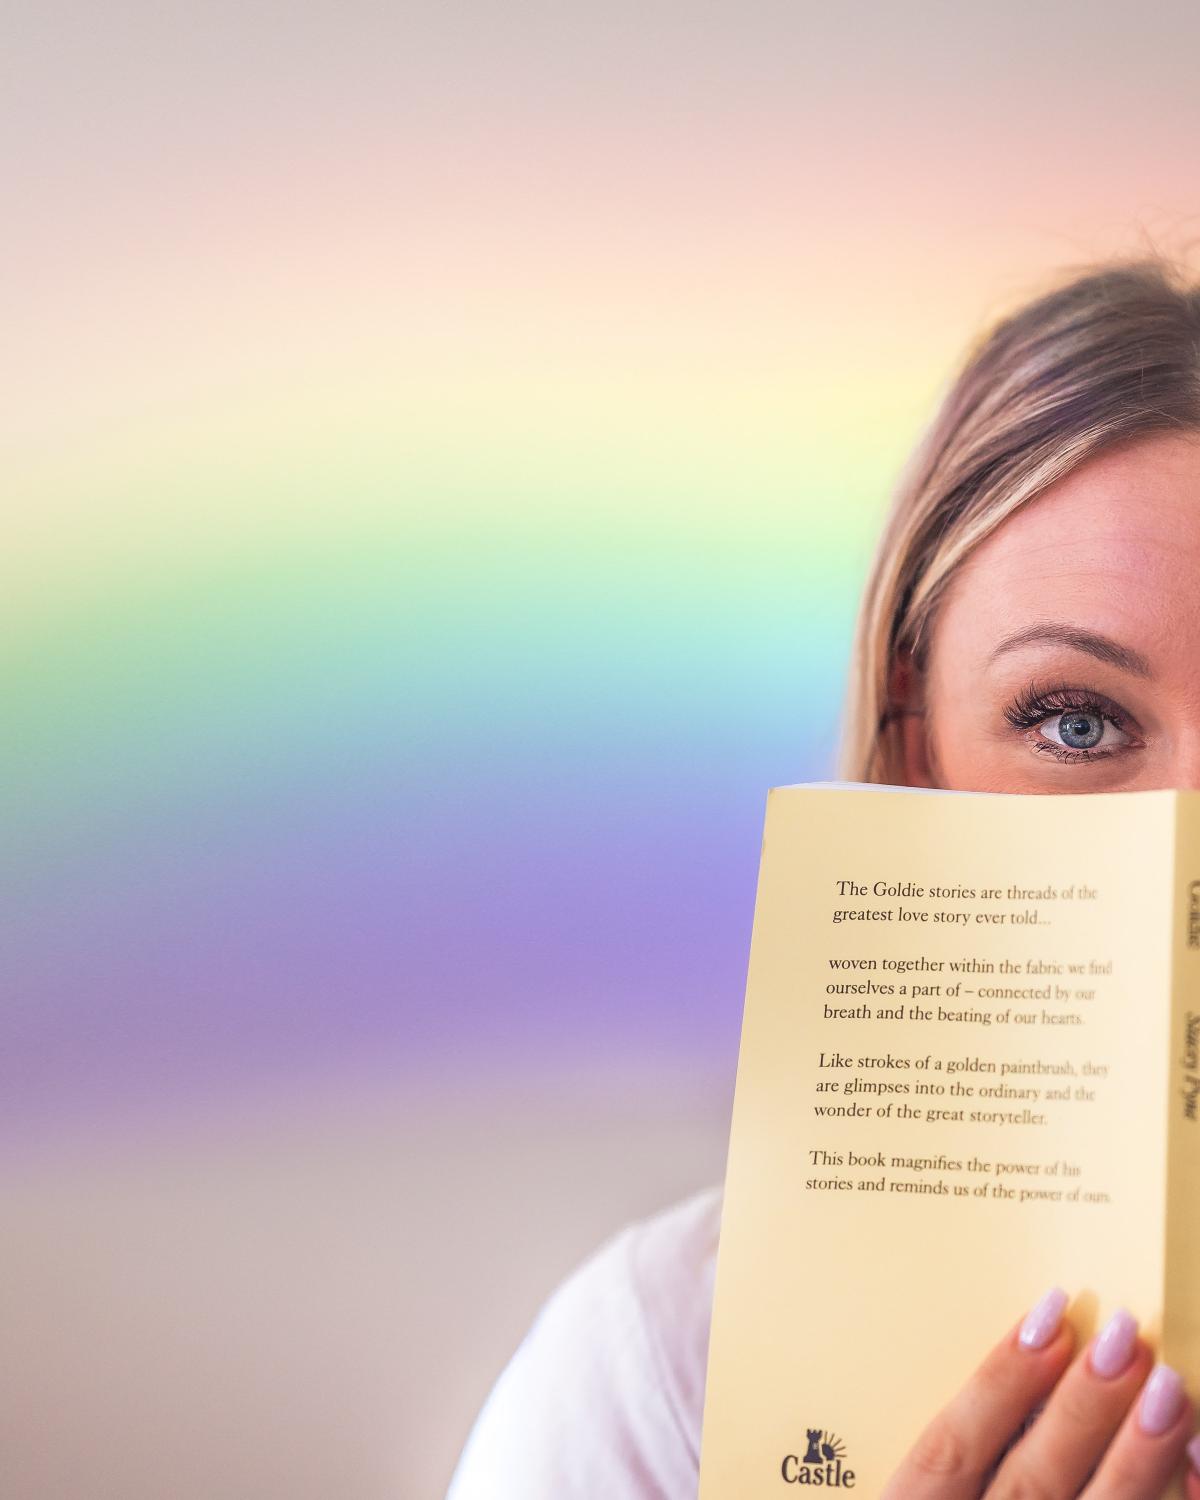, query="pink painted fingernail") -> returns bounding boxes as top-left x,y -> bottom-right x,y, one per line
1018,1286 -> 1068,1350
1187,1433 -> 1200,1472
1138,1363 -> 1184,1435
1089,1308 -> 1138,1379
